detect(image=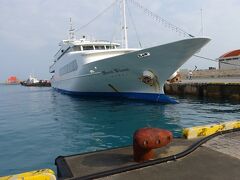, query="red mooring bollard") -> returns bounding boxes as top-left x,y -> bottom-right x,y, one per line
133,127 -> 173,162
